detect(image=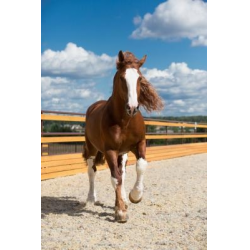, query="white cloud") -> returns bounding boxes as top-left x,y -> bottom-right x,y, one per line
191,35 -> 207,47
173,99 -> 185,106
133,16 -> 142,25
131,0 -> 207,46
41,63 -> 206,116
141,62 -> 207,116
41,44 -> 116,112
41,76 -> 105,113
41,44 -> 206,116
41,43 -> 116,78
